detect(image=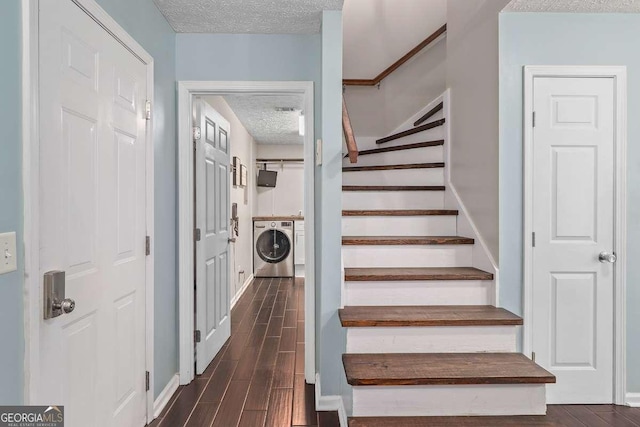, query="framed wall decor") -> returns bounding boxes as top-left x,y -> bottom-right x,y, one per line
232,156 -> 240,186
240,164 -> 248,187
